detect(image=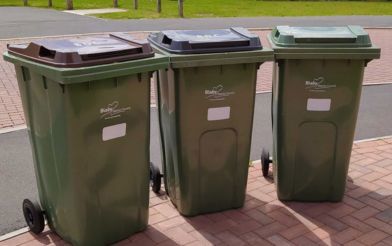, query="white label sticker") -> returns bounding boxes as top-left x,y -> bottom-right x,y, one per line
307,98 -> 331,111
207,107 -> 231,121
102,123 -> 126,141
